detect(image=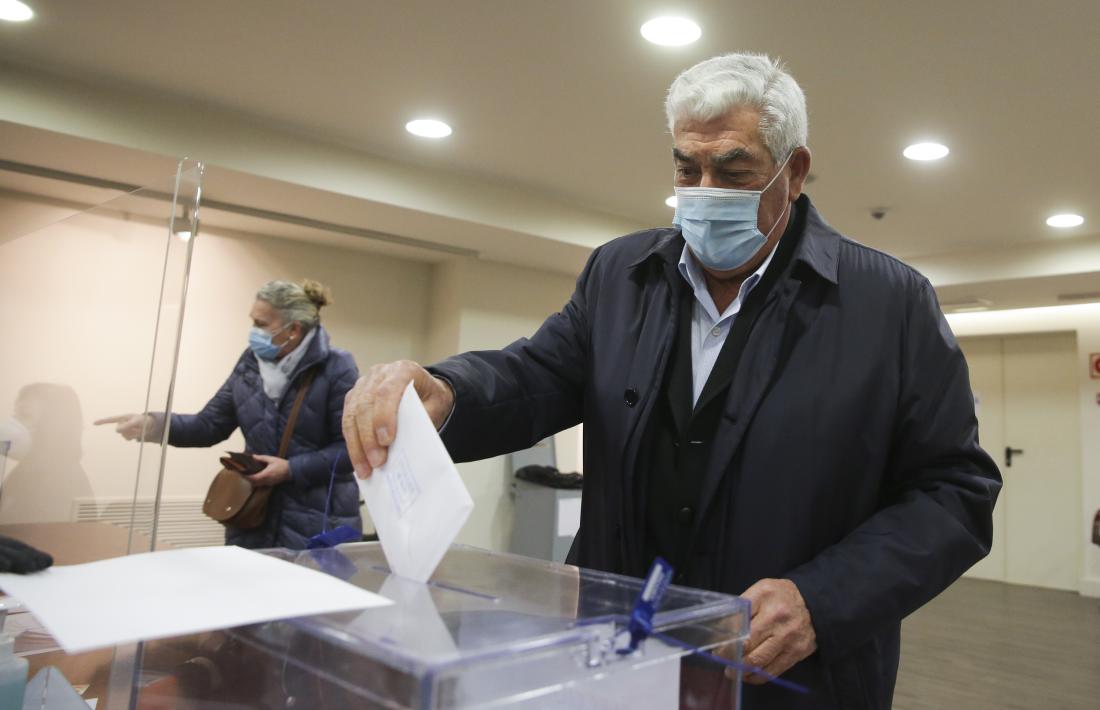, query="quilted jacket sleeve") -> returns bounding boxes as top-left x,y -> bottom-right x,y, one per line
167,371 -> 240,447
